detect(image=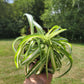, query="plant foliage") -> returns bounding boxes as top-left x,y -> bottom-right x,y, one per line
12,13 -> 73,78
